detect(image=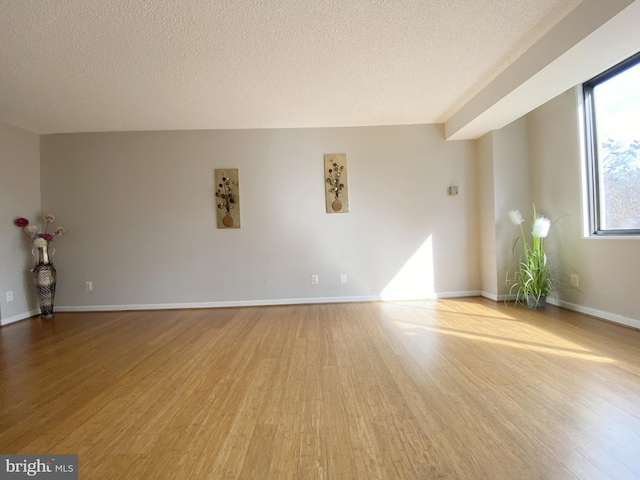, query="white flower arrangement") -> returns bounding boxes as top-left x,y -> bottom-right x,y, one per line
33,237 -> 48,248
506,205 -> 556,308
